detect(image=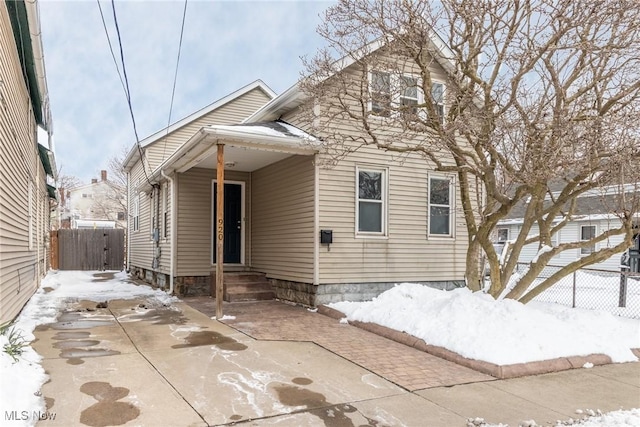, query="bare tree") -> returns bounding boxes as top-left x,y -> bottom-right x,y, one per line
301,0 -> 640,302
91,146 -> 128,226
